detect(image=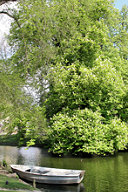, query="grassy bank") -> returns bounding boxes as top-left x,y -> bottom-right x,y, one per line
0,163 -> 38,192
0,174 -> 36,191
0,174 -> 34,190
